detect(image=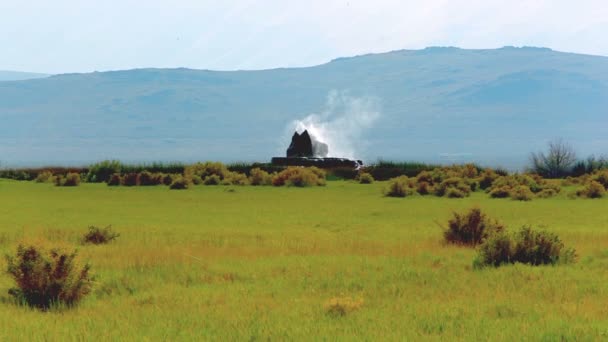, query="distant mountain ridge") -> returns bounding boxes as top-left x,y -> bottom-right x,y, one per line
0,70 -> 49,81
1,47 -> 607,168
